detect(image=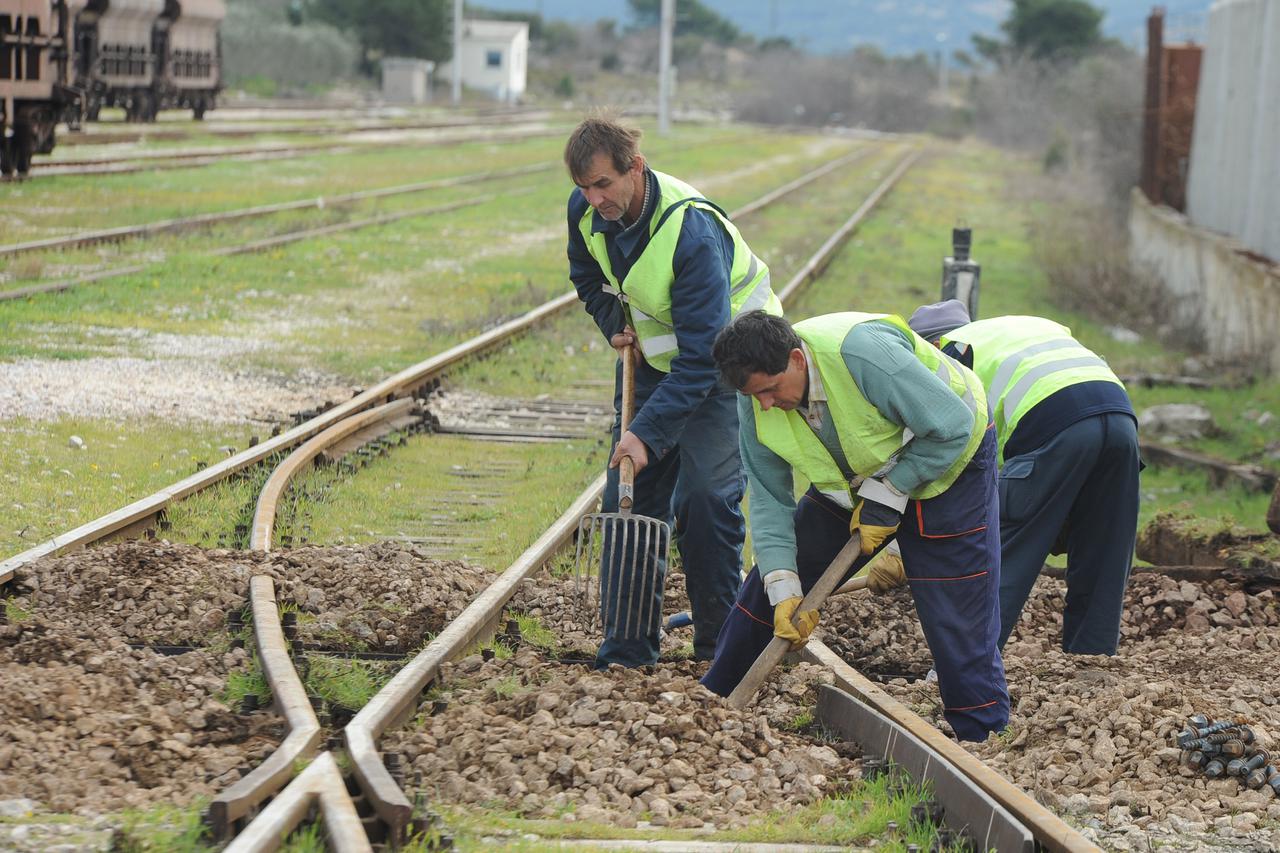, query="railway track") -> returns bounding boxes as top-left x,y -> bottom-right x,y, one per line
29,125 -> 560,178
0,143 -> 1098,850
0,130 -> 805,304
54,108 -> 550,147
